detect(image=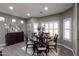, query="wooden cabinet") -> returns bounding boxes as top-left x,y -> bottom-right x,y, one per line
5,31 -> 24,46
